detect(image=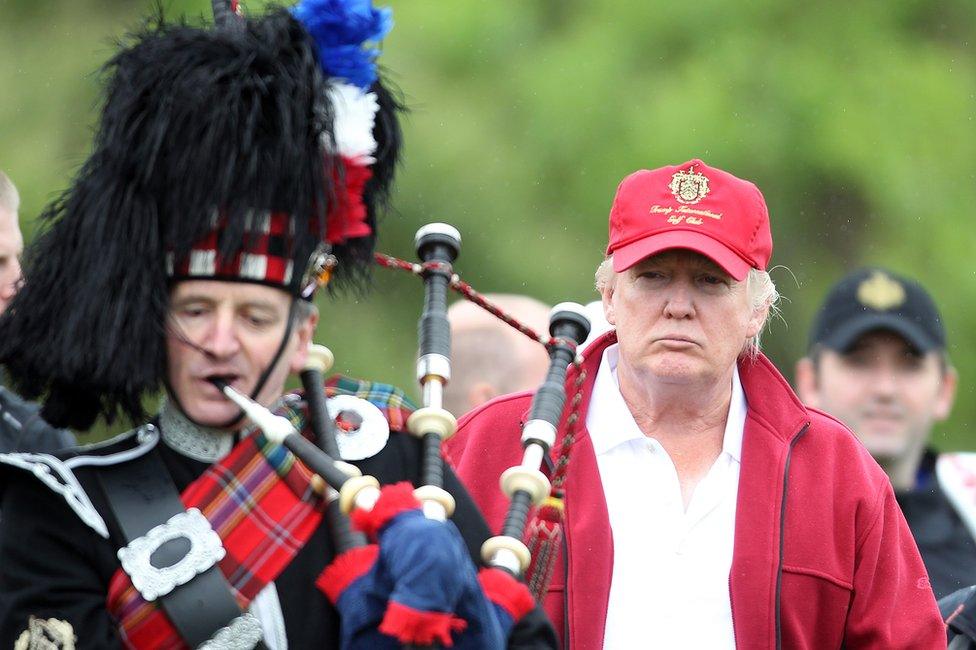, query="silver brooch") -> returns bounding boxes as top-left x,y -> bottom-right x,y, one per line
117,508 -> 226,602
300,243 -> 338,299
